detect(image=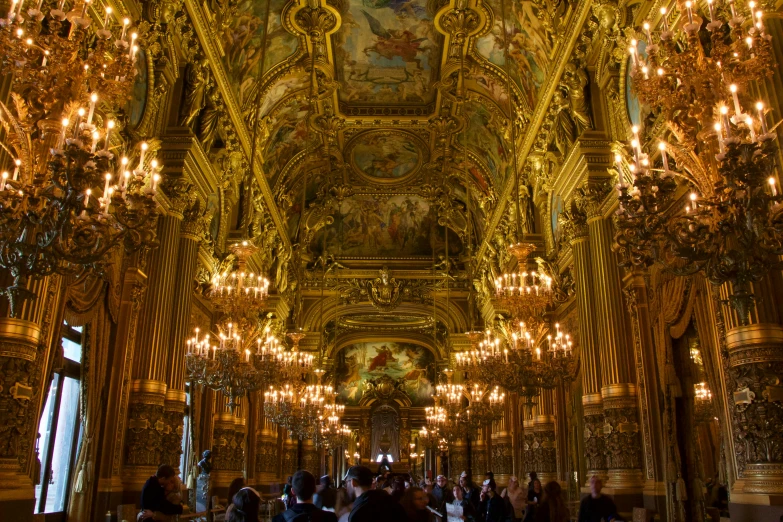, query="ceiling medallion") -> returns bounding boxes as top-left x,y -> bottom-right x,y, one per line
345,129 -> 427,184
